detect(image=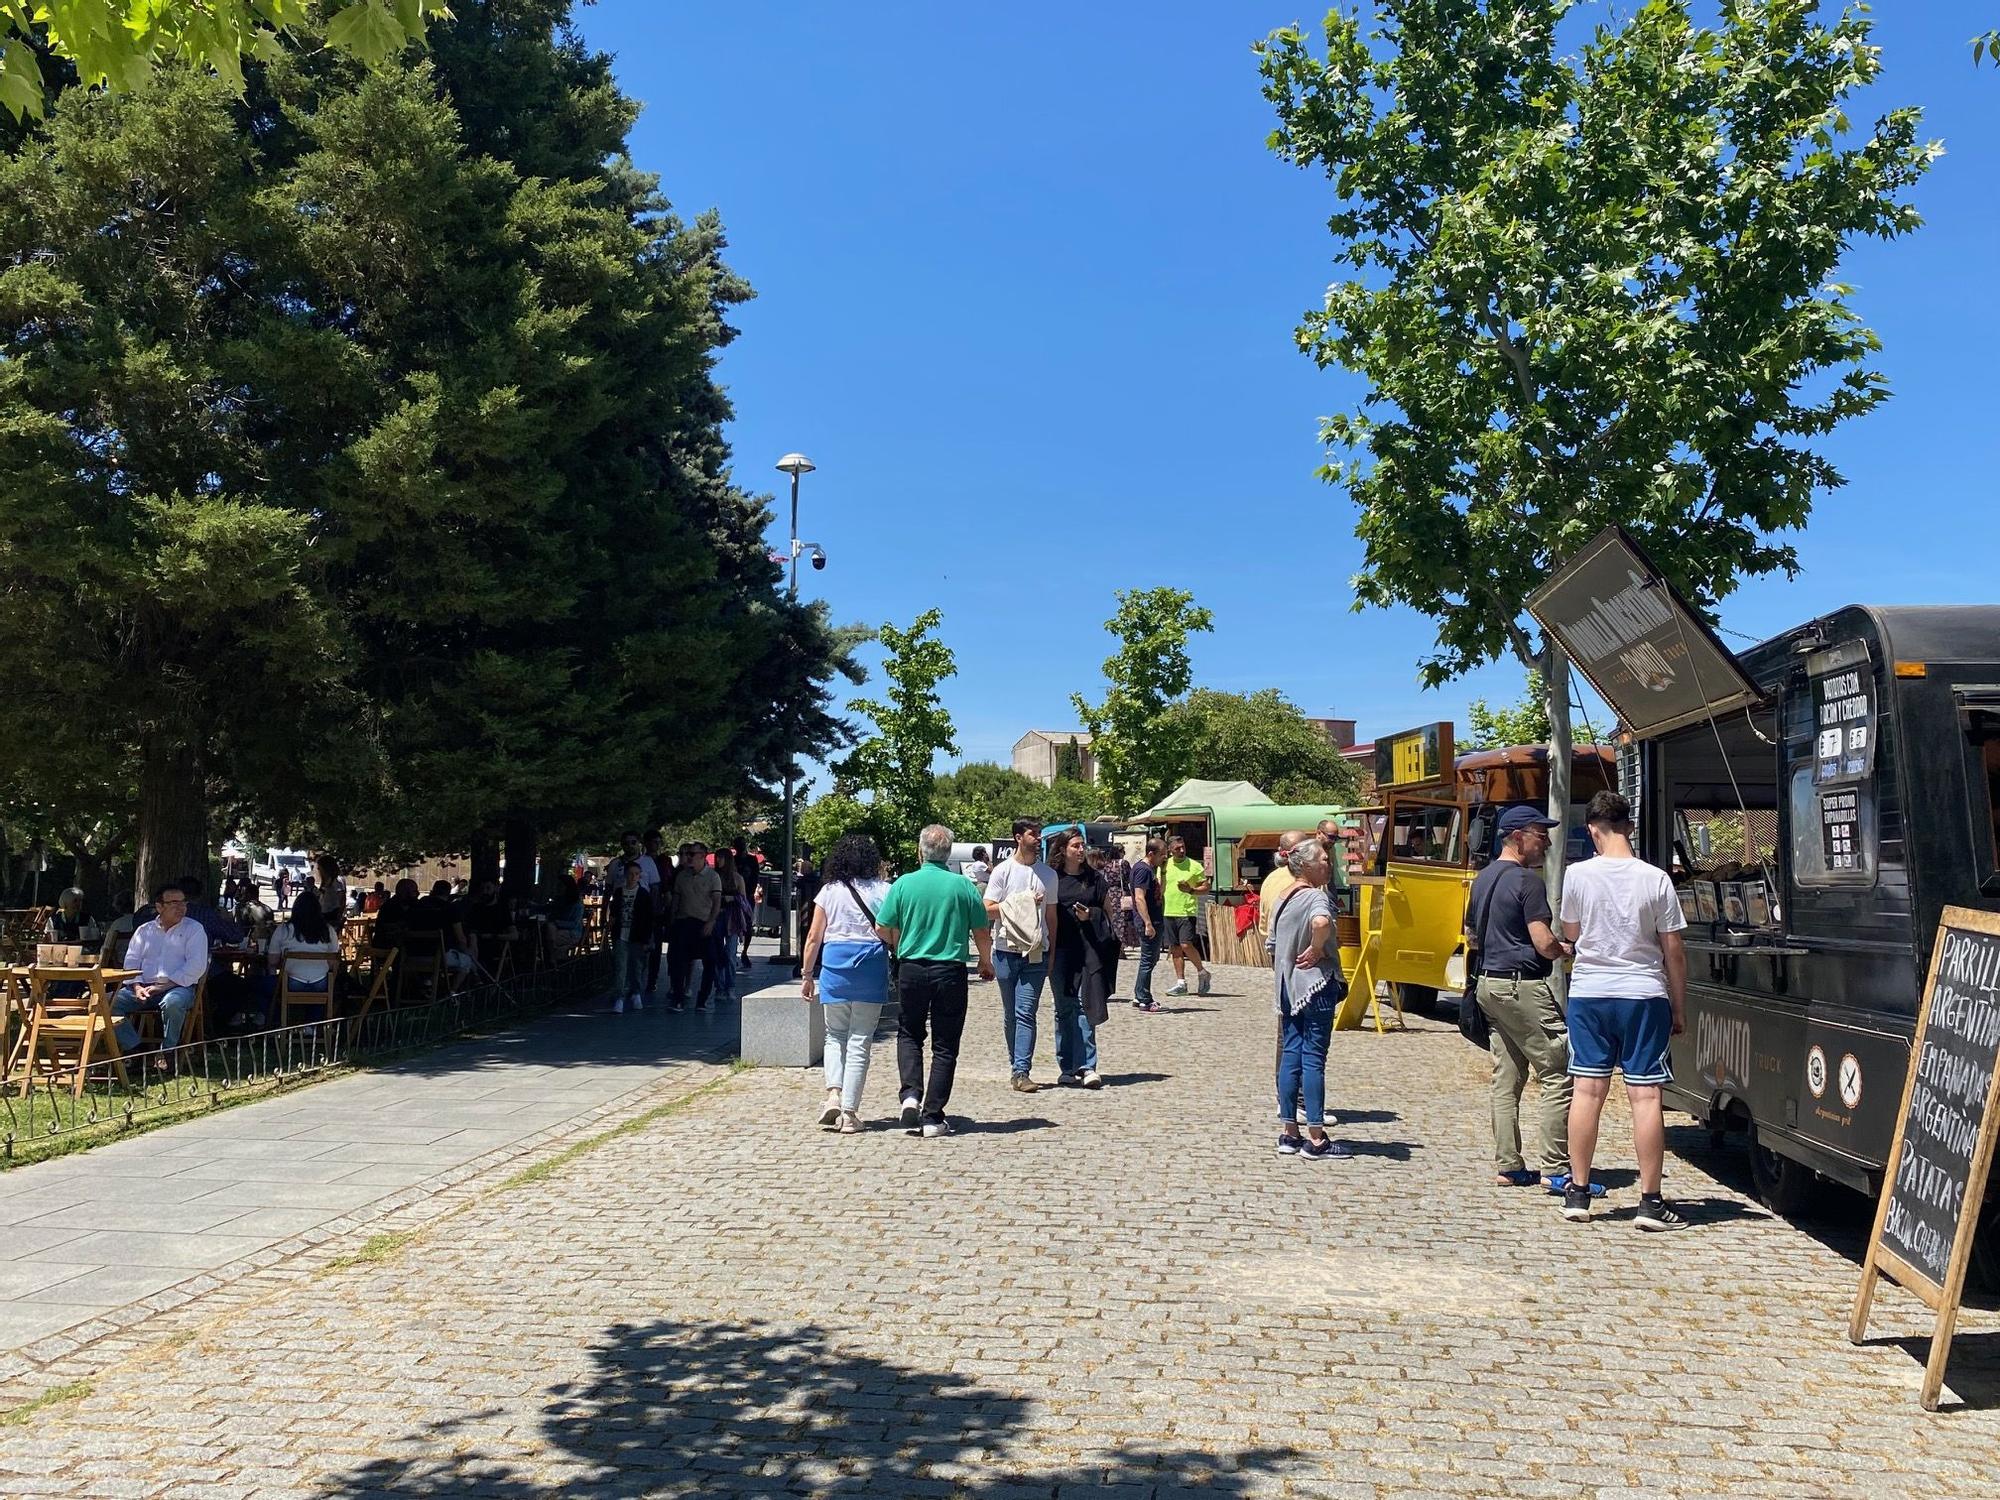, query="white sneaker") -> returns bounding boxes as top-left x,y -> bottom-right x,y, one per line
921,1119 -> 953,1138
612,997 -> 624,1014
1081,1069 -> 1104,1090
819,1094 -> 841,1129
1196,971 -> 1212,996
1166,981 -> 1189,996
632,993 -> 645,1010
